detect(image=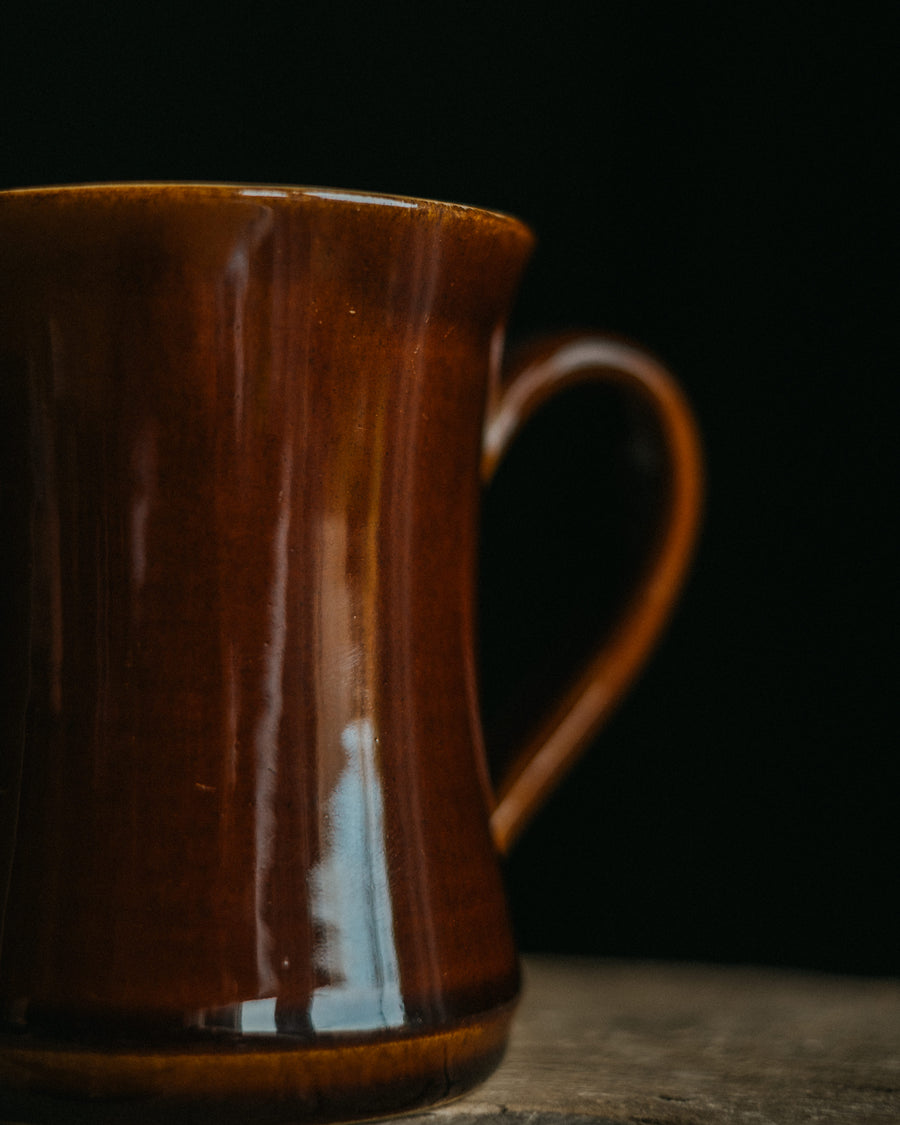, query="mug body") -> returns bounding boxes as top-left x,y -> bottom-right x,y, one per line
0,184 -> 533,1119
